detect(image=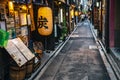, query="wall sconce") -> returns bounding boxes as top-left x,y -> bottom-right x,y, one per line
28,5 -> 31,8
58,1 -> 61,5
60,9 -> 63,22
8,1 -> 14,11
21,5 -> 27,10
96,2 -> 99,7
